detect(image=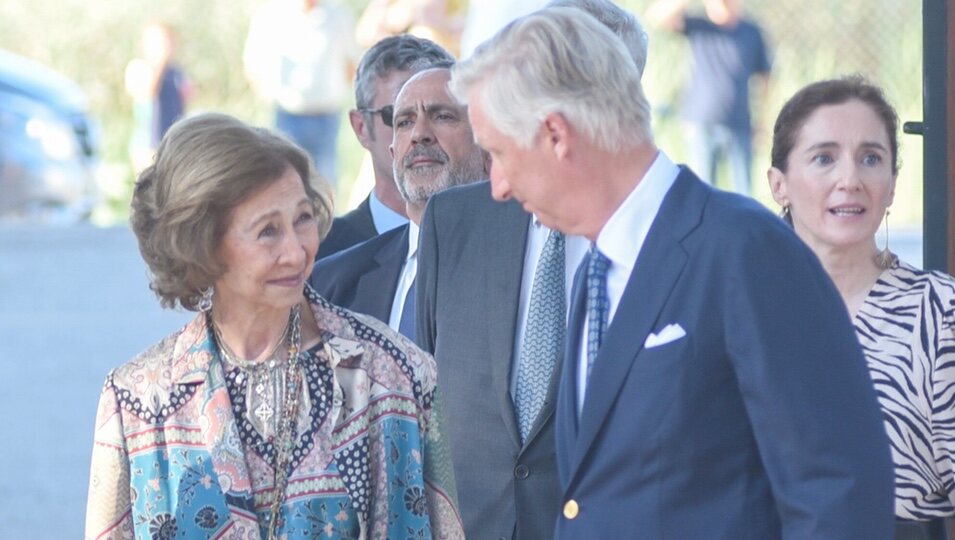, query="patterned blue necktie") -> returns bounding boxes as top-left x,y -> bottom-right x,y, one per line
516,230 -> 566,443
398,279 -> 416,339
585,247 -> 611,384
